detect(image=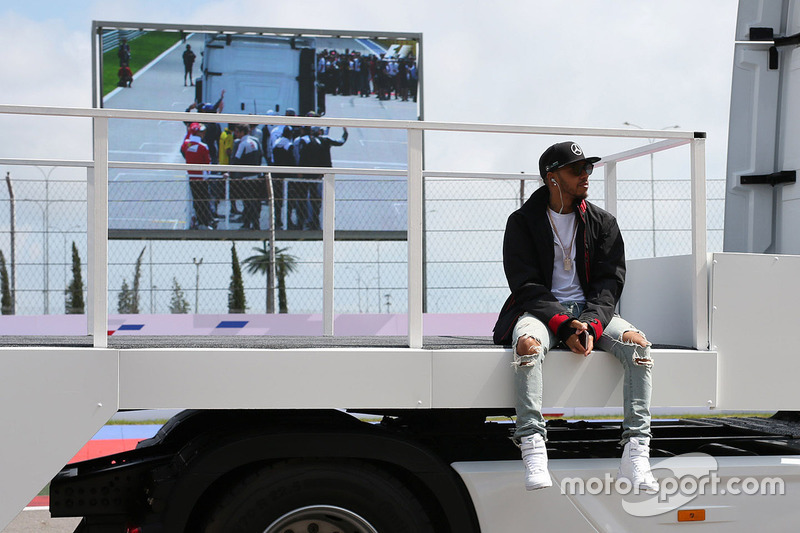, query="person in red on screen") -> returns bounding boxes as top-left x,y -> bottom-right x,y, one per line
181,123 -> 217,230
